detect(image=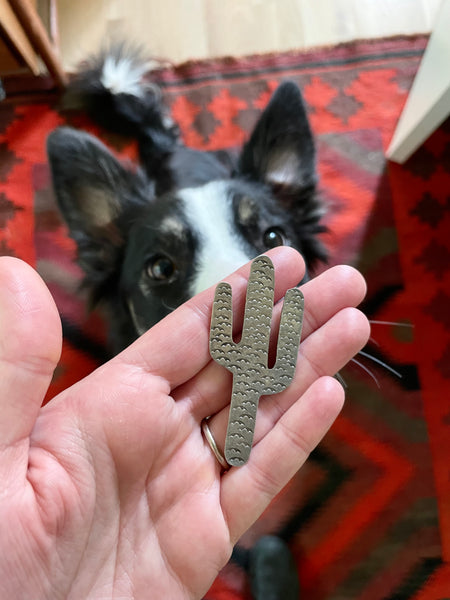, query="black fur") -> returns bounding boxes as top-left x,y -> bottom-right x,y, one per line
48,47 -> 327,354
